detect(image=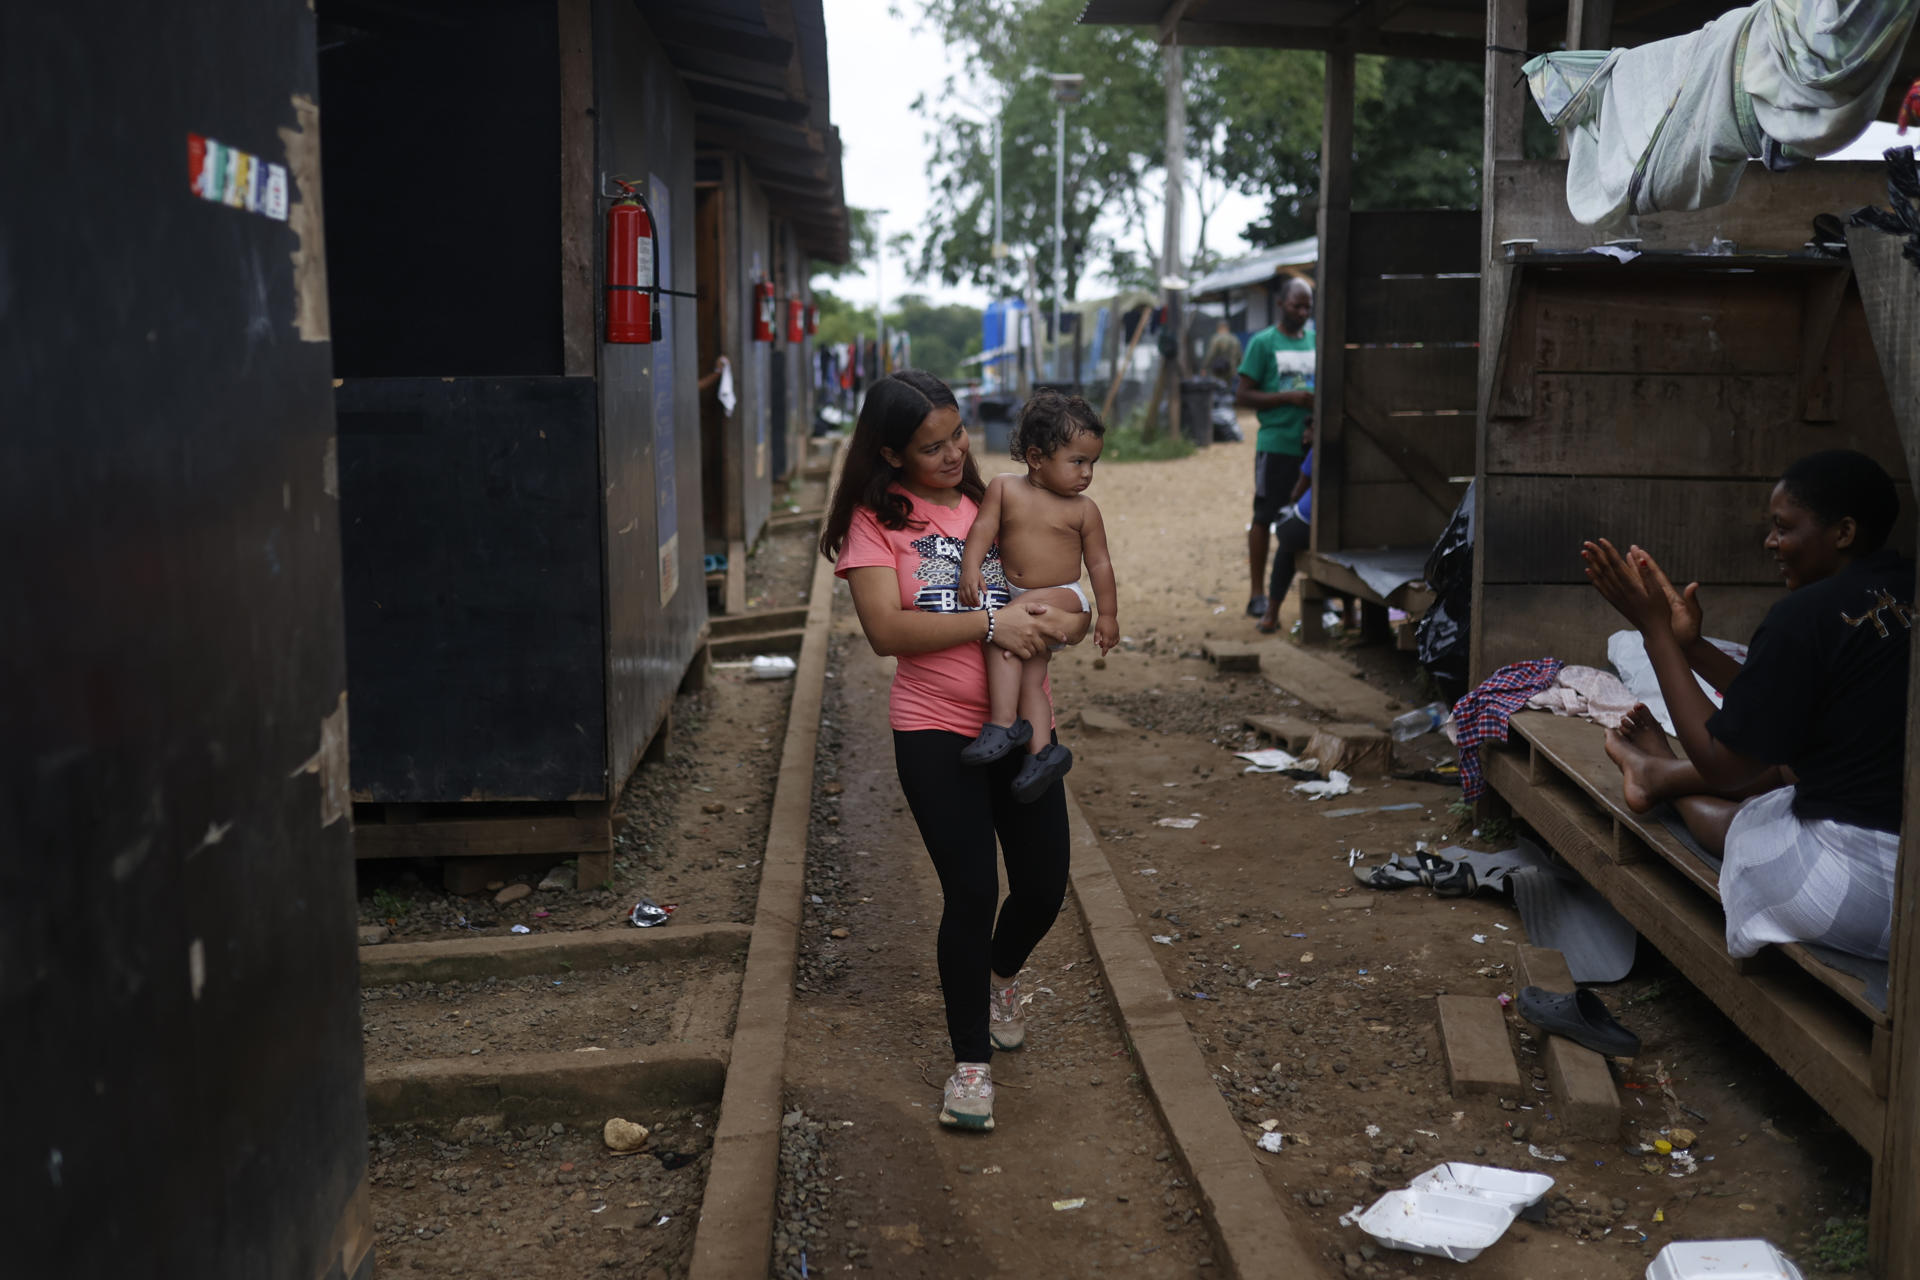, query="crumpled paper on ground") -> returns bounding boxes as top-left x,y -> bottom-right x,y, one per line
1293,770 -> 1352,800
